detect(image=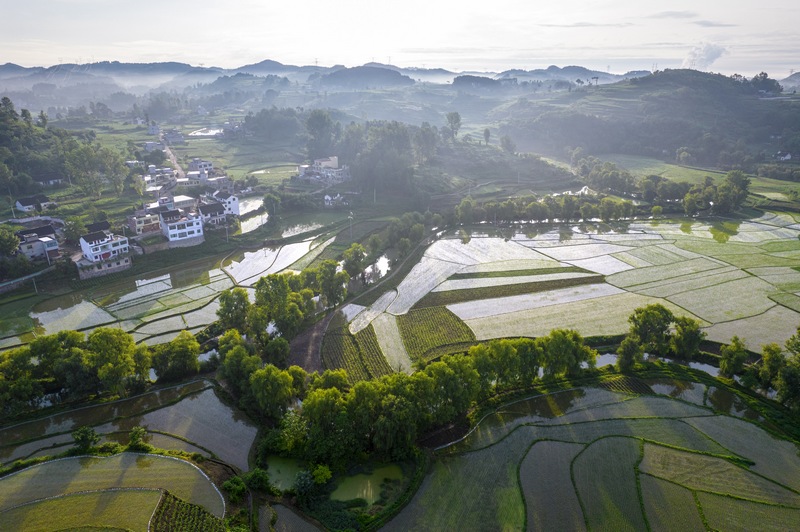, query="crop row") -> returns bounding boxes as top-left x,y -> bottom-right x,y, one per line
412,274 -> 604,309
151,491 -> 225,532
321,329 -> 371,383
353,326 -> 394,378
396,307 -> 476,362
